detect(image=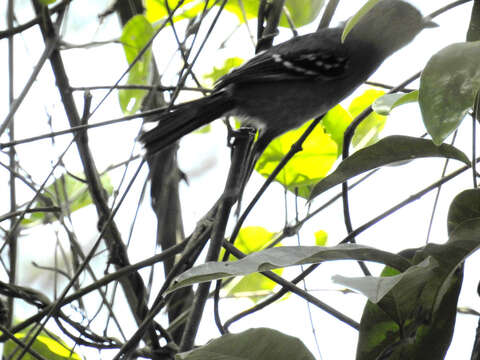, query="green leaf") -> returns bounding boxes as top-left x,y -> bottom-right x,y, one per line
168,244 -> 411,293
223,0 -> 259,22
353,216 -> 479,360
333,257 -> 437,312
320,105 -> 353,156
350,217 -> 480,359
447,189 -> 480,236
145,0 -> 208,23
372,91 -> 419,115
349,89 -> 387,148
356,265 -> 461,360
314,230 -> 328,246
223,226 -> 276,261
22,173 -> 113,226
224,0 -> 324,28
37,0 -> 56,4
420,41 -> 480,144
119,15 -> 154,114
176,328 -> 315,360
280,0 -> 324,28
3,330 -> 81,360
204,57 -> 244,85
197,57 -> 244,134
255,119 -> 338,199
309,135 -> 470,200
221,227 -> 282,302
342,0 -> 381,42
